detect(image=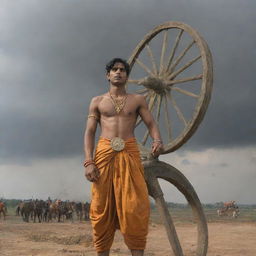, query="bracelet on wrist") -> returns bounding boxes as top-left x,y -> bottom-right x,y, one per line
152,139 -> 162,144
83,159 -> 95,167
